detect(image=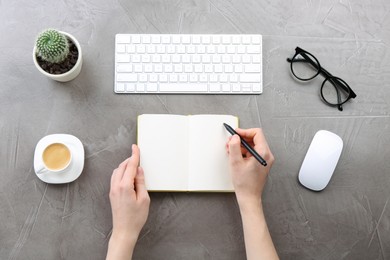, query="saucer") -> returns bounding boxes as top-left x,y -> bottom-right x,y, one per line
34,134 -> 84,184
